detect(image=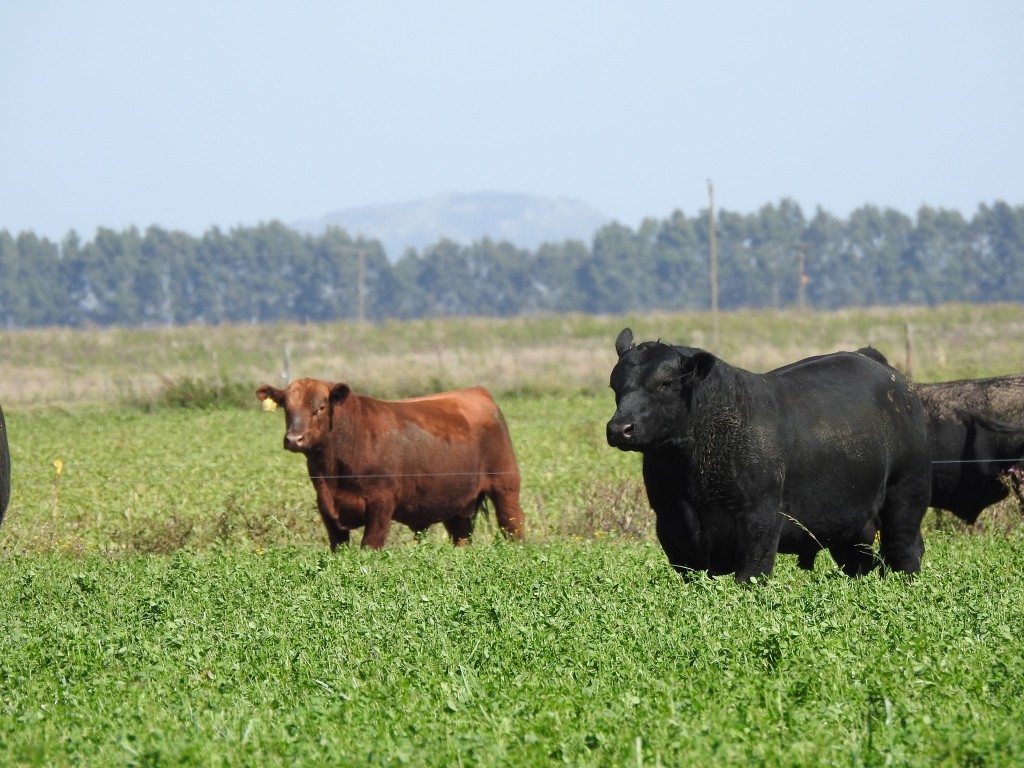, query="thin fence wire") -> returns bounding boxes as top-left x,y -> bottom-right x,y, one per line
5,458 -> 1020,489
